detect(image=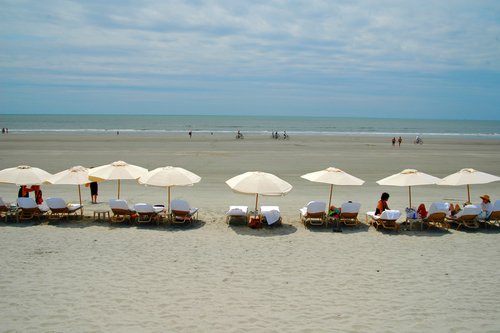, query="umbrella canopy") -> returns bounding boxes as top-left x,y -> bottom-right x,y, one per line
88,161 -> 147,199
226,171 -> 293,214
437,168 -> 500,203
376,169 -> 441,207
301,167 -> 365,209
138,166 -> 201,212
0,165 -> 52,185
46,165 -> 90,209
